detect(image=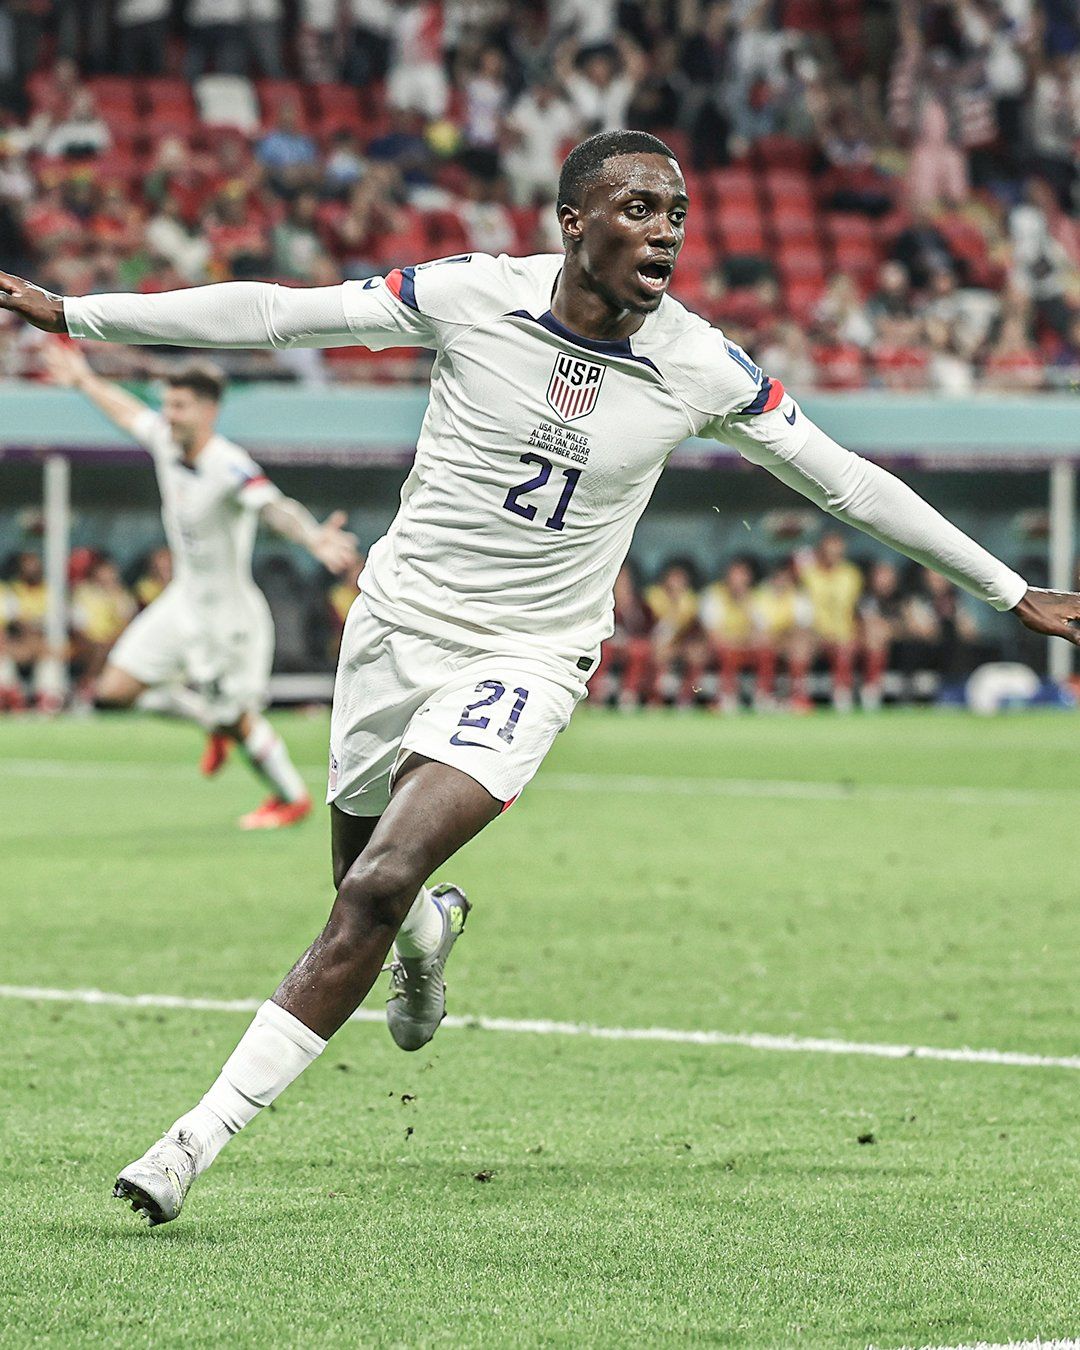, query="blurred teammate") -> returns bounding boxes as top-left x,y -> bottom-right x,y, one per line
752,558 -> 815,711
42,342 -> 359,829
4,129 -> 1080,1225
800,531 -> 864,711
